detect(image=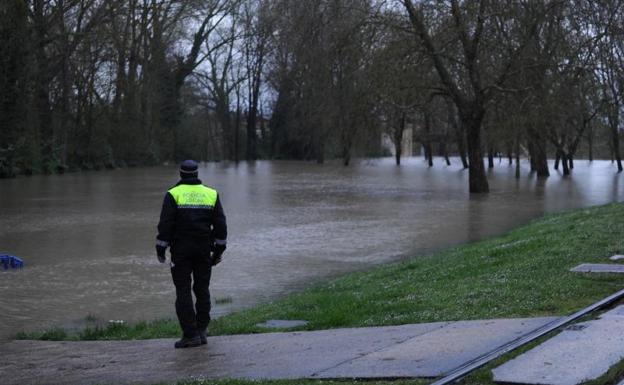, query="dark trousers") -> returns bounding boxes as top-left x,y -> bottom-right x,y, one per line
170,241 -> 212,338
